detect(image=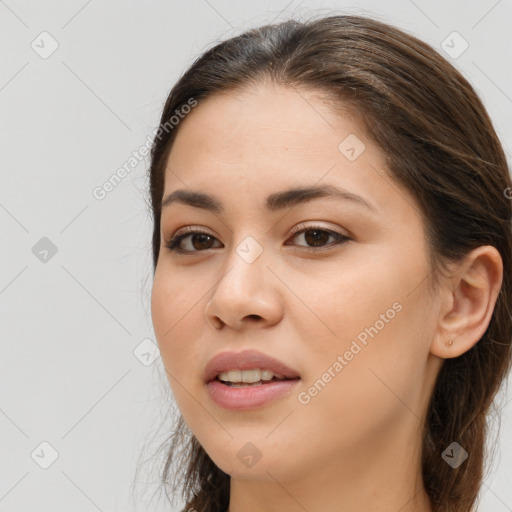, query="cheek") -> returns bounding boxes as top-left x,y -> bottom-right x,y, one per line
151,274 -> 211,426
151,269 -> 204,377
296,245 -> 432,407
297,258 -> 407,362
289,307 -> 430,463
